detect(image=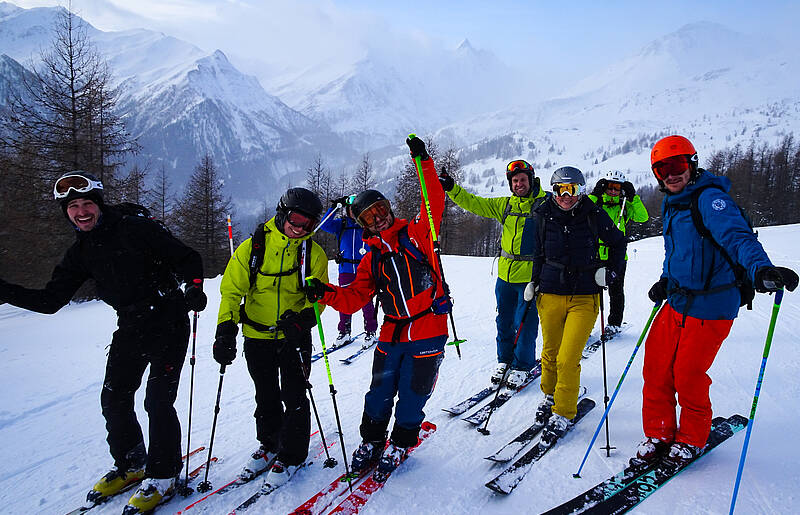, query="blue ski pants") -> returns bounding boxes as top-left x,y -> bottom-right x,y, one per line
495,278 -> 538,371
